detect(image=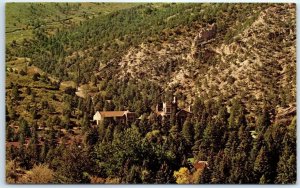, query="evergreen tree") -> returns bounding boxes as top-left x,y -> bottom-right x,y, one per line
276,131 -> 296,184
155,162 -> 173,183
6,124 -> 14,142
192,97 -> 204,118
256,108 -> 271,132
11,84 -> 20,101
254,146 -> 271,183
56,145 -> 92,183
81,112 -> 90,132
228,99 -> 246,130
200,162 -> 212,183
103,125 -> 114,143
8,106 -> 17,120
125,165 -> 142,183
182,118 -> 194,146
85,127 -> 99,146
28,122 -> 39,164
19,117 -> 31,138
40,140 -> 49,163
228,151 -> 248,183
210,150 -> 230,183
